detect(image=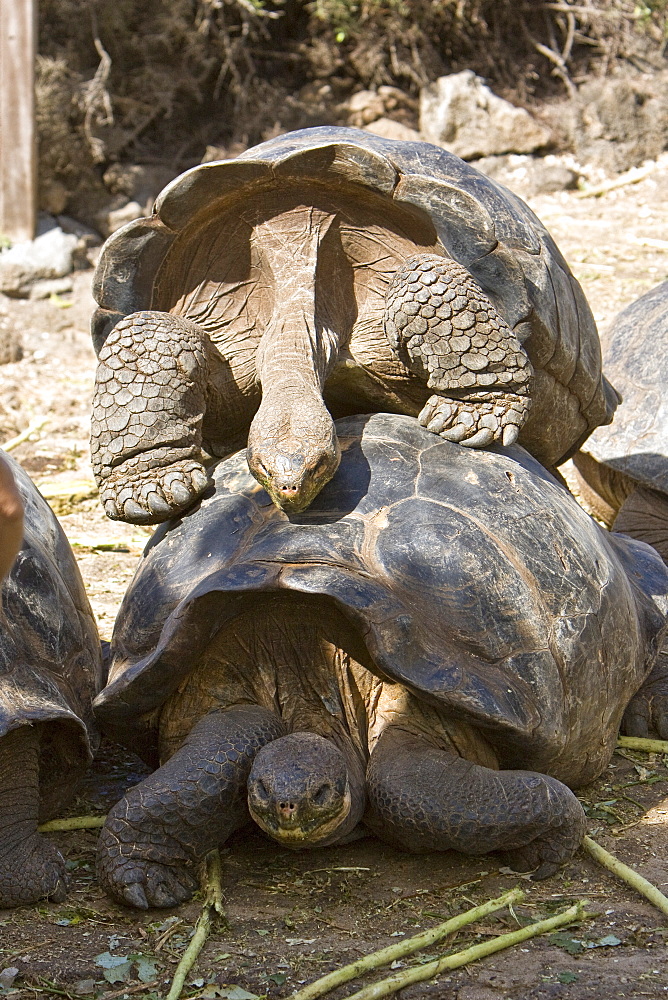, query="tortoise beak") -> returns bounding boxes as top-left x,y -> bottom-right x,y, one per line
248,443 -> 341,514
